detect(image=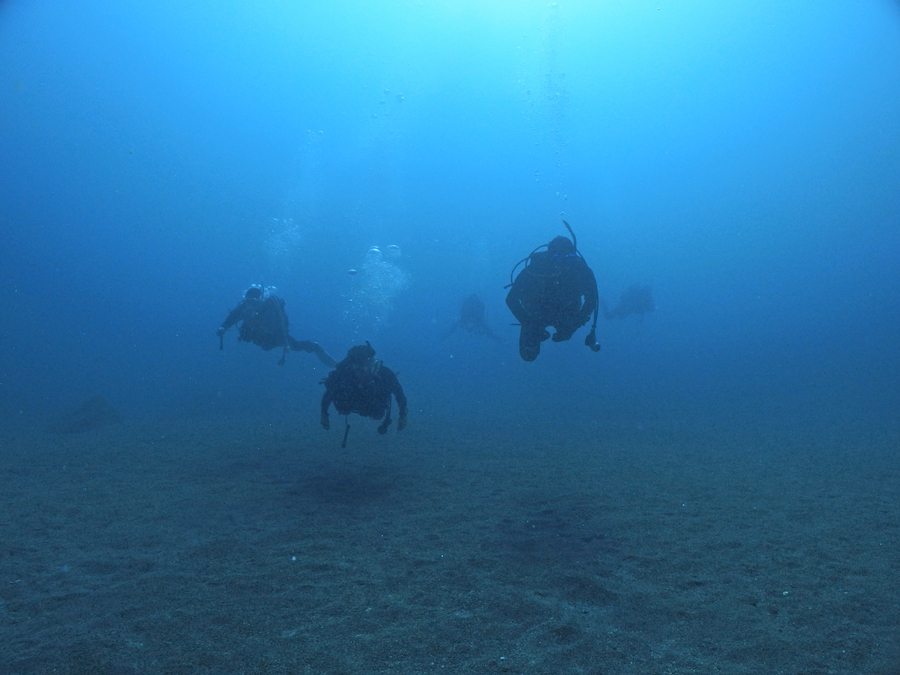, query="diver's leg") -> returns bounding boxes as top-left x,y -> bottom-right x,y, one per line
312,344 -> 338,367
289,337 -> 313,351
551,324 -> 577,342
289,337 -> 337,367
518,323 -> 547,362
551,314 -> 582,342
